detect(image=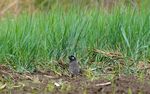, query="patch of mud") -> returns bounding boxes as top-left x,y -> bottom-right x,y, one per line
0,65 -> 150,94
86,76 -> 150,94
